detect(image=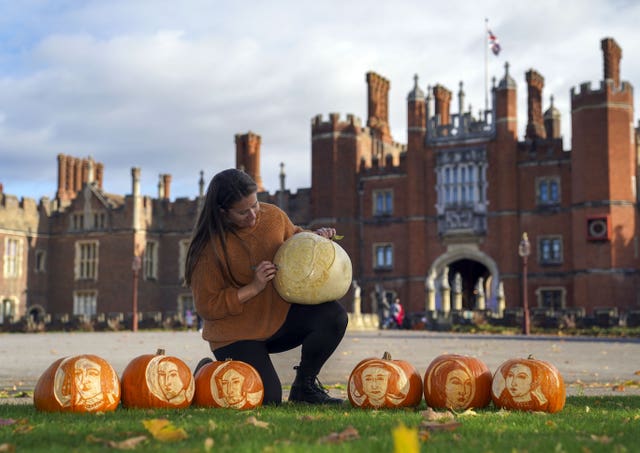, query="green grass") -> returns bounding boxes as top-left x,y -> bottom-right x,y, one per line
1,396 -> 639,452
